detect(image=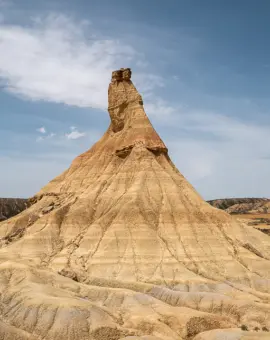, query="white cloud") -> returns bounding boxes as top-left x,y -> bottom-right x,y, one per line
36,126 -> 46,134
36,125 -> 85,143
164,109 -> 270,199
0,13 -> 269,200
65,130 -> 86,140
144,98 -> 178,117
36,131 -> 55,142
0,14 -> 159,109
